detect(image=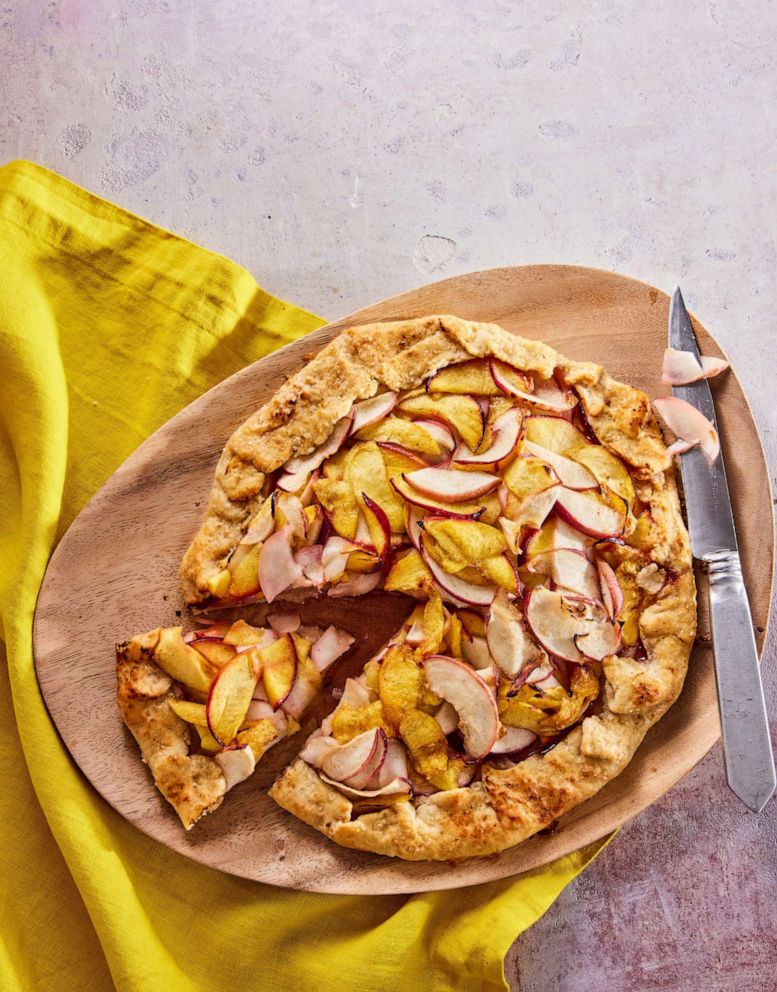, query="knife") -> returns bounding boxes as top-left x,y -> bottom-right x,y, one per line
669,287 -> 775,812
